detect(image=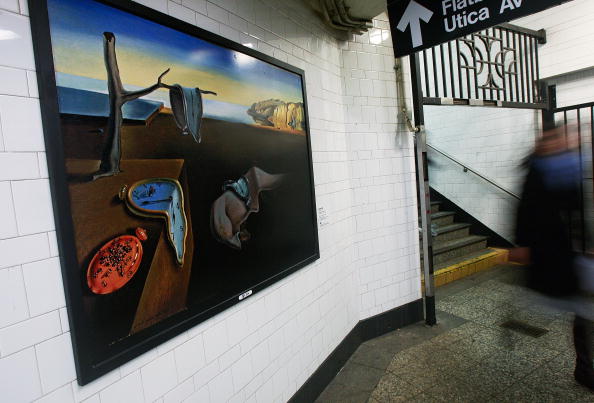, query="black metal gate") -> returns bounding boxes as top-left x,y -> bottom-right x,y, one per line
548,99 -> 594,252
418,23 -> 547,109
